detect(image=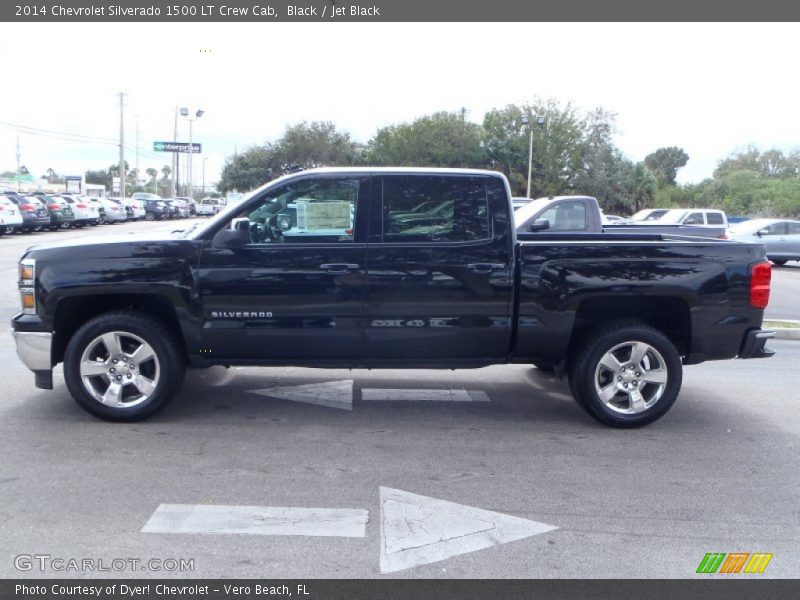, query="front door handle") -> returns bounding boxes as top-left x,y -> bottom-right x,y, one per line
320,263 -> 360,273
467,262 -> 506,273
